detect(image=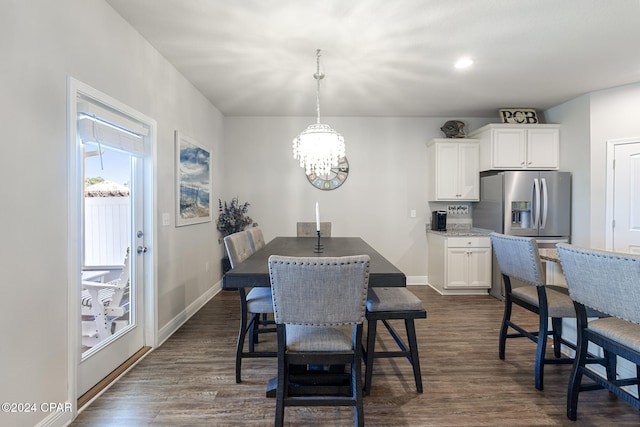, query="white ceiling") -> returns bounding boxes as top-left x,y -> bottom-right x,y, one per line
106,0 -> 640,118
